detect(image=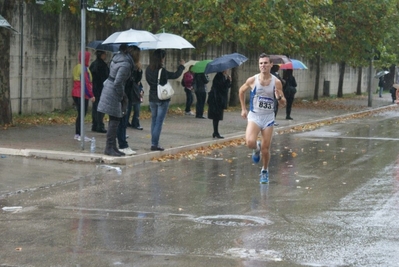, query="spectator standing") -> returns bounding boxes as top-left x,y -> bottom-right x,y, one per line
207,70 -> 231,139
97,44 -> 136,157
194,72 -> 209,119
379,75 -> 385,98
182,65 -> 195,115
282,69 -> 297,120
127,81 -> 144,130
89,50 -> 109,133
270,64 -> 285,126
145,49 -> 185,151
116,45 -> 142,156
72,51 -> 95,142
